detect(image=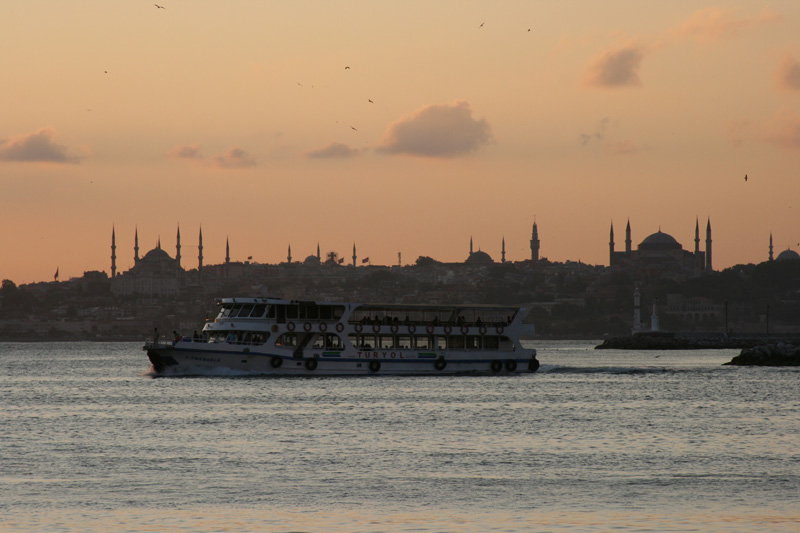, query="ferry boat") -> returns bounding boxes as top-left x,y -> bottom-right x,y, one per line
144,297 -> 539,376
